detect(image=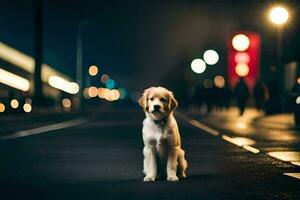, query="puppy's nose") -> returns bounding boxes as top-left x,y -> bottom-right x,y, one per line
154,105 -> 160,110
